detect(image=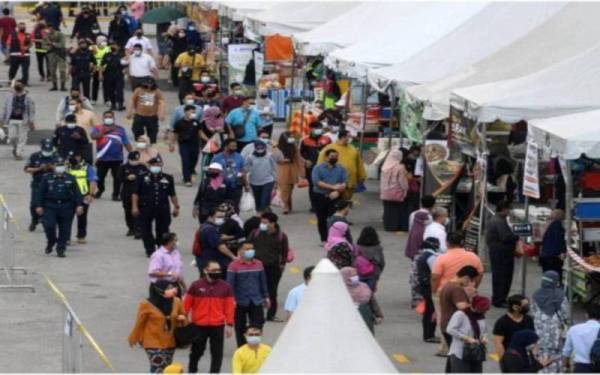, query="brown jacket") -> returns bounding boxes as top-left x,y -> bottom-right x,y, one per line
128,297 -> 185,349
